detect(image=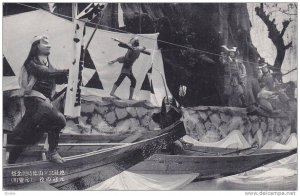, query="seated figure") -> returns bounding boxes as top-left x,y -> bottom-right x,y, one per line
152,96 -> 182,129
152,96 -> 183,154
